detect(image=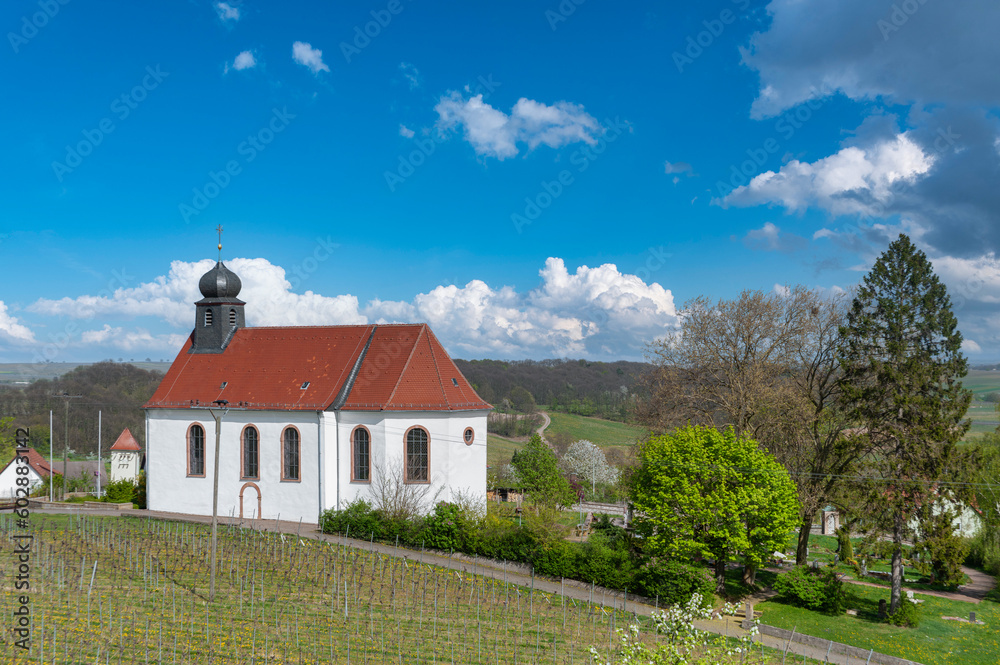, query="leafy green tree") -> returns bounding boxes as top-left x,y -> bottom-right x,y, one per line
510,434 -> 575,508
630,425 -> 800,593
838,234 -> 971,613
0,417 -> 16,464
